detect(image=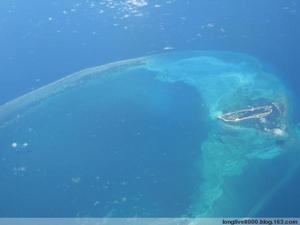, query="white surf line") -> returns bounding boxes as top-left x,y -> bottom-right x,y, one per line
0,57 -> 147,127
